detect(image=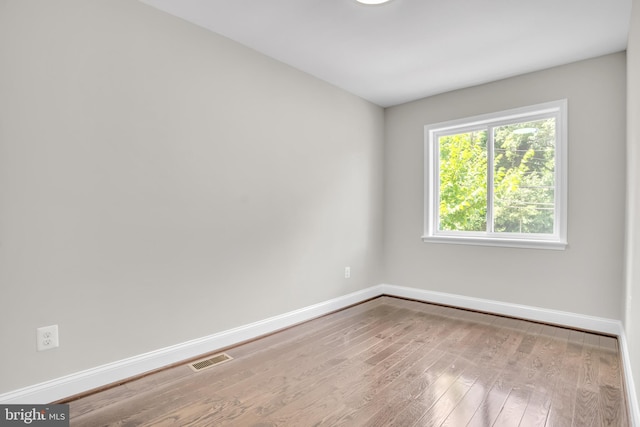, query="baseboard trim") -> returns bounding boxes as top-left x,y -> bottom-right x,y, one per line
0,286 -> 383,405
618,329 -> 640,426
1,282 -> 637,425
378,284 -> 622,335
